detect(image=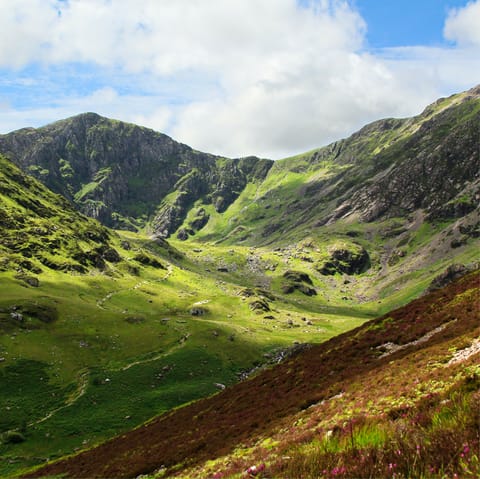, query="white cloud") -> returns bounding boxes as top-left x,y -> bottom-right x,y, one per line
0,0 -> 479,158
444,0 -> 480,47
